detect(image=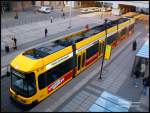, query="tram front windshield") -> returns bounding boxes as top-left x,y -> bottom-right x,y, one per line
11,68 -> 36,97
